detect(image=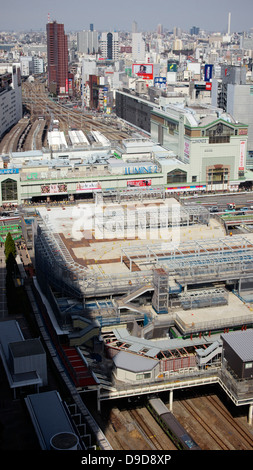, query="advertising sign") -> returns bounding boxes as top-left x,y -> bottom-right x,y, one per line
76,182 -> 101,192
132,64 -> 154,80
239,141 -> 246,171
0,169 -> 19,174
127,179 -> 151,187
154,77 -> 166,89
204,64 -> 213,82
184,140 -> 190,160
205,82 -> 212,91
167,63 -> 177,72
41,184 -> 67,195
